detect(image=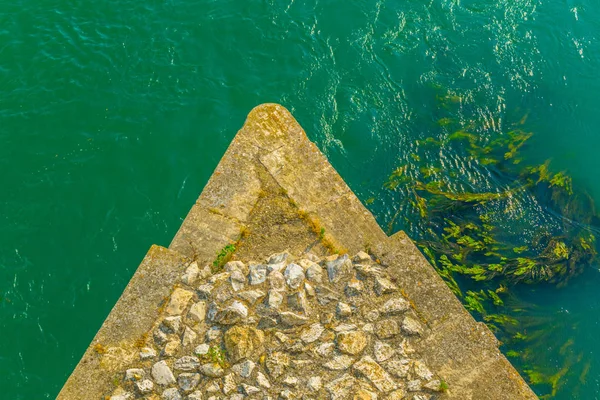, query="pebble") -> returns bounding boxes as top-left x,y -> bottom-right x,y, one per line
181,262 -> 200,285
336,302 -> 353,318
182,326 -> 198,347
345,278 -> 364,296
237,289 -> 265,305
161,316 -> 183,334
125,368 -> 145,381
256,371 -> 271,388
352,355 -> 398,392
306,376 -> 322,392
162,340 -> 180,357
326,255 -> 351,283
187,301 -> 207,323
374,341 -> 395,362
197,284 -> 214,299
279,311 -> 309,326
336,330 -> 368,355
216,301 -> 248,325
265,352 -> 290,378
305,264 -> 323,283
300,323 -> 325,343
229,269 -> 247,291
267,271 -> 286,291
186,391 -> 203,400
353,251 -> 372,263
222,373 -> 237,395
152,361 -> 176,386
199,363 -> 225,378
287,290 -> 309,313
314,342 -> 335,357
375,319 -> 400,339
232,360 -> 256,378
267,290 -> 284,309
325,374 -> 357,400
